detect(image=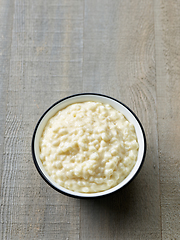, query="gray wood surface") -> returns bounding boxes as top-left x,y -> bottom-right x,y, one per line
155,0 -> 180,239
0,0 -> 179,239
